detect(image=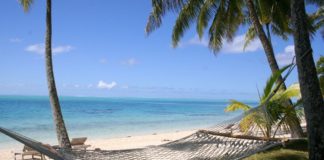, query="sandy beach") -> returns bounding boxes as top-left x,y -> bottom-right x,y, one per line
0,130 -> 196,160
